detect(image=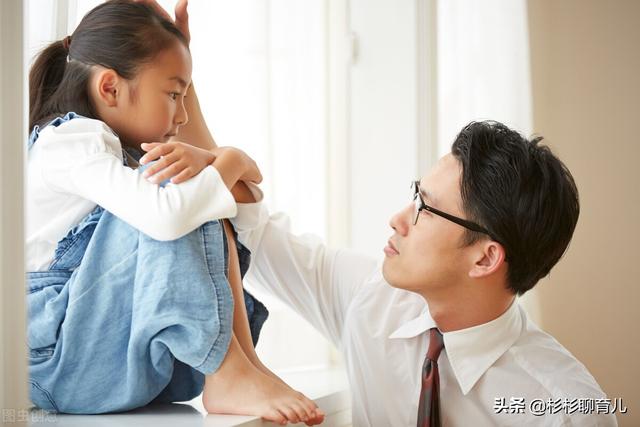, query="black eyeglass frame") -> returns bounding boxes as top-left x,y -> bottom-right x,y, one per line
411,180 -> 500,244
